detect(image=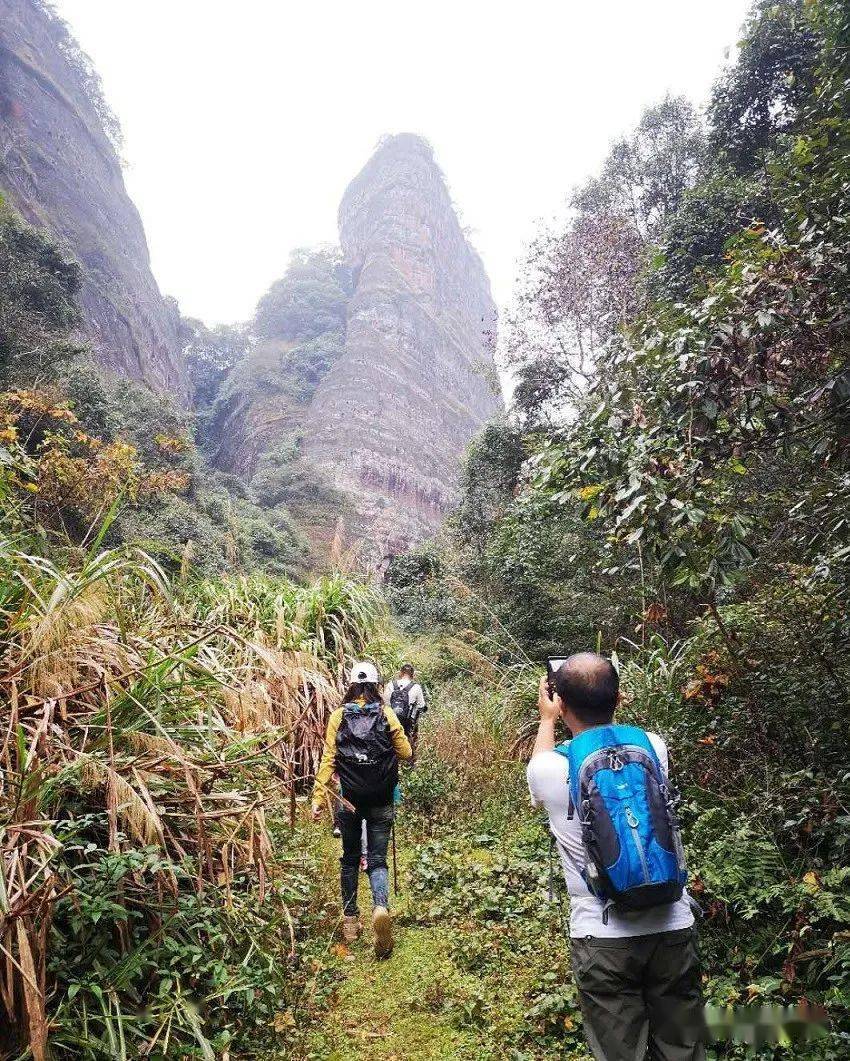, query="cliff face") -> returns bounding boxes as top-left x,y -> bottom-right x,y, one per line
301,134 -> 502,557
0,0 -> 186,400
210,247 -> 350,478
